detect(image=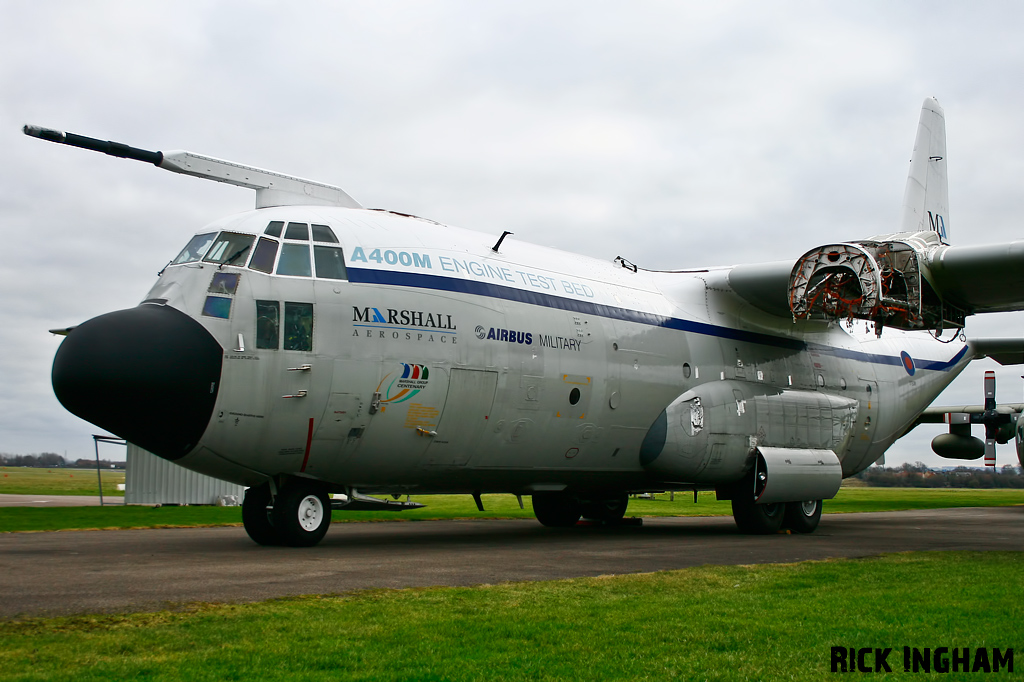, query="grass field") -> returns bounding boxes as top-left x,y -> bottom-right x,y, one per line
1,487 -> 1022,533
0,551 -> 1019,680
0,467 -> 124,496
